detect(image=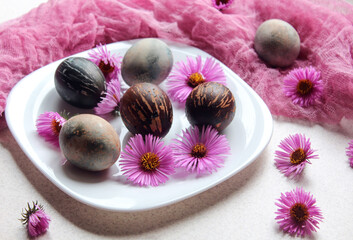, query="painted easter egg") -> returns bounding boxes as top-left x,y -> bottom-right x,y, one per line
55,57 -> 106,108
121,38 -> 173,86
120,83 -> 173,137
254,19 -> 300,67
185,82 -> 236,132
59,114 -> 120,171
